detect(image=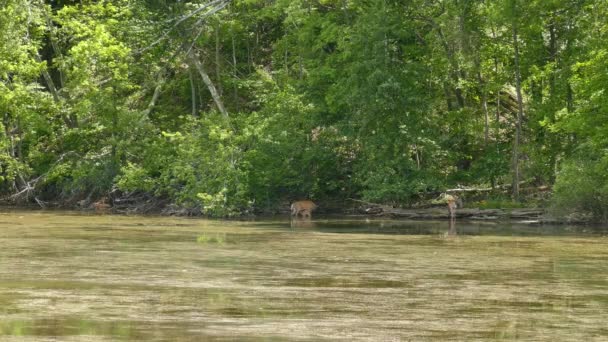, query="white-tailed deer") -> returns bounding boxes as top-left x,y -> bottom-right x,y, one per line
93,197 -> 111,213
291,200 -> 317,219
445,194 -> 458,219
